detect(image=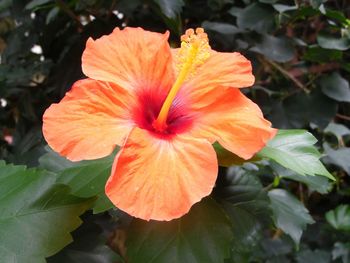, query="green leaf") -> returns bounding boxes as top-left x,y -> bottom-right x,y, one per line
258,130 -> 334,180
126,198 -> 232,263
213,142 -> 251,166
273,4 -> 298,13
39,148 -> 76,173
46,7 -> 59,24
296,249 -> 331,263
259,0 -> 278,3
259,237 -> 293,260
208,0 -> 232,11
332,242 -> 350,263
317,34 -> 350,51
324,123 -> 350,141
303,46 -> 343,62
48,215 -> 121,263
319,72 -> 350,102
25,0 -> 52,9
250,35 -> 295,62
309,0 -> 324,9
272,164 -> 332,194
236,3 -> 275,33
285,89 -> 337,129
56,155 -> 115,214
0,161 -> 92,263
40,148 -> 115,213
0,0 -> 12,12
153,0 -> 184,18
323,144 -> 350,175
255,89 -> 337,129
215,167 -> 270,252
268,189 -> 315,245
202,21 -> 241,35
52,245 -> 122,263
325,205 -> 350,231
325,10 -> 350,26
227,7 -> 242,17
